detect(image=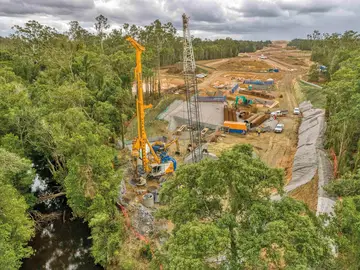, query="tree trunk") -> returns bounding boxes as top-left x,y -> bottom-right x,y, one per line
157,37 -> 161,98
119,113 -> 125,149
150,75 -> 154,97
229,225 -> 238,266
100,37 -> 104,53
